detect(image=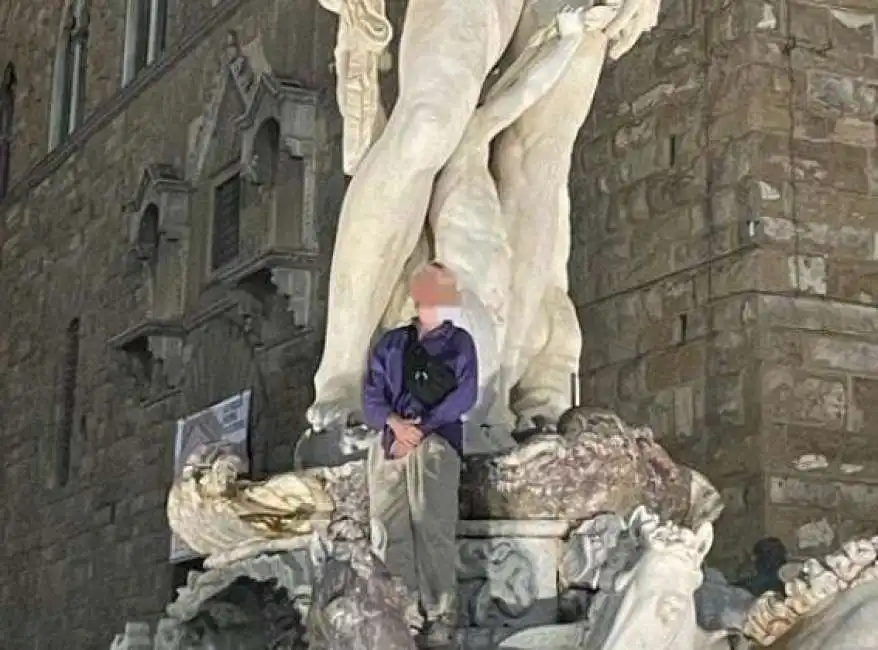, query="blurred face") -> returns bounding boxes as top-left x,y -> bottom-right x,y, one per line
410,262 -> 459,323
